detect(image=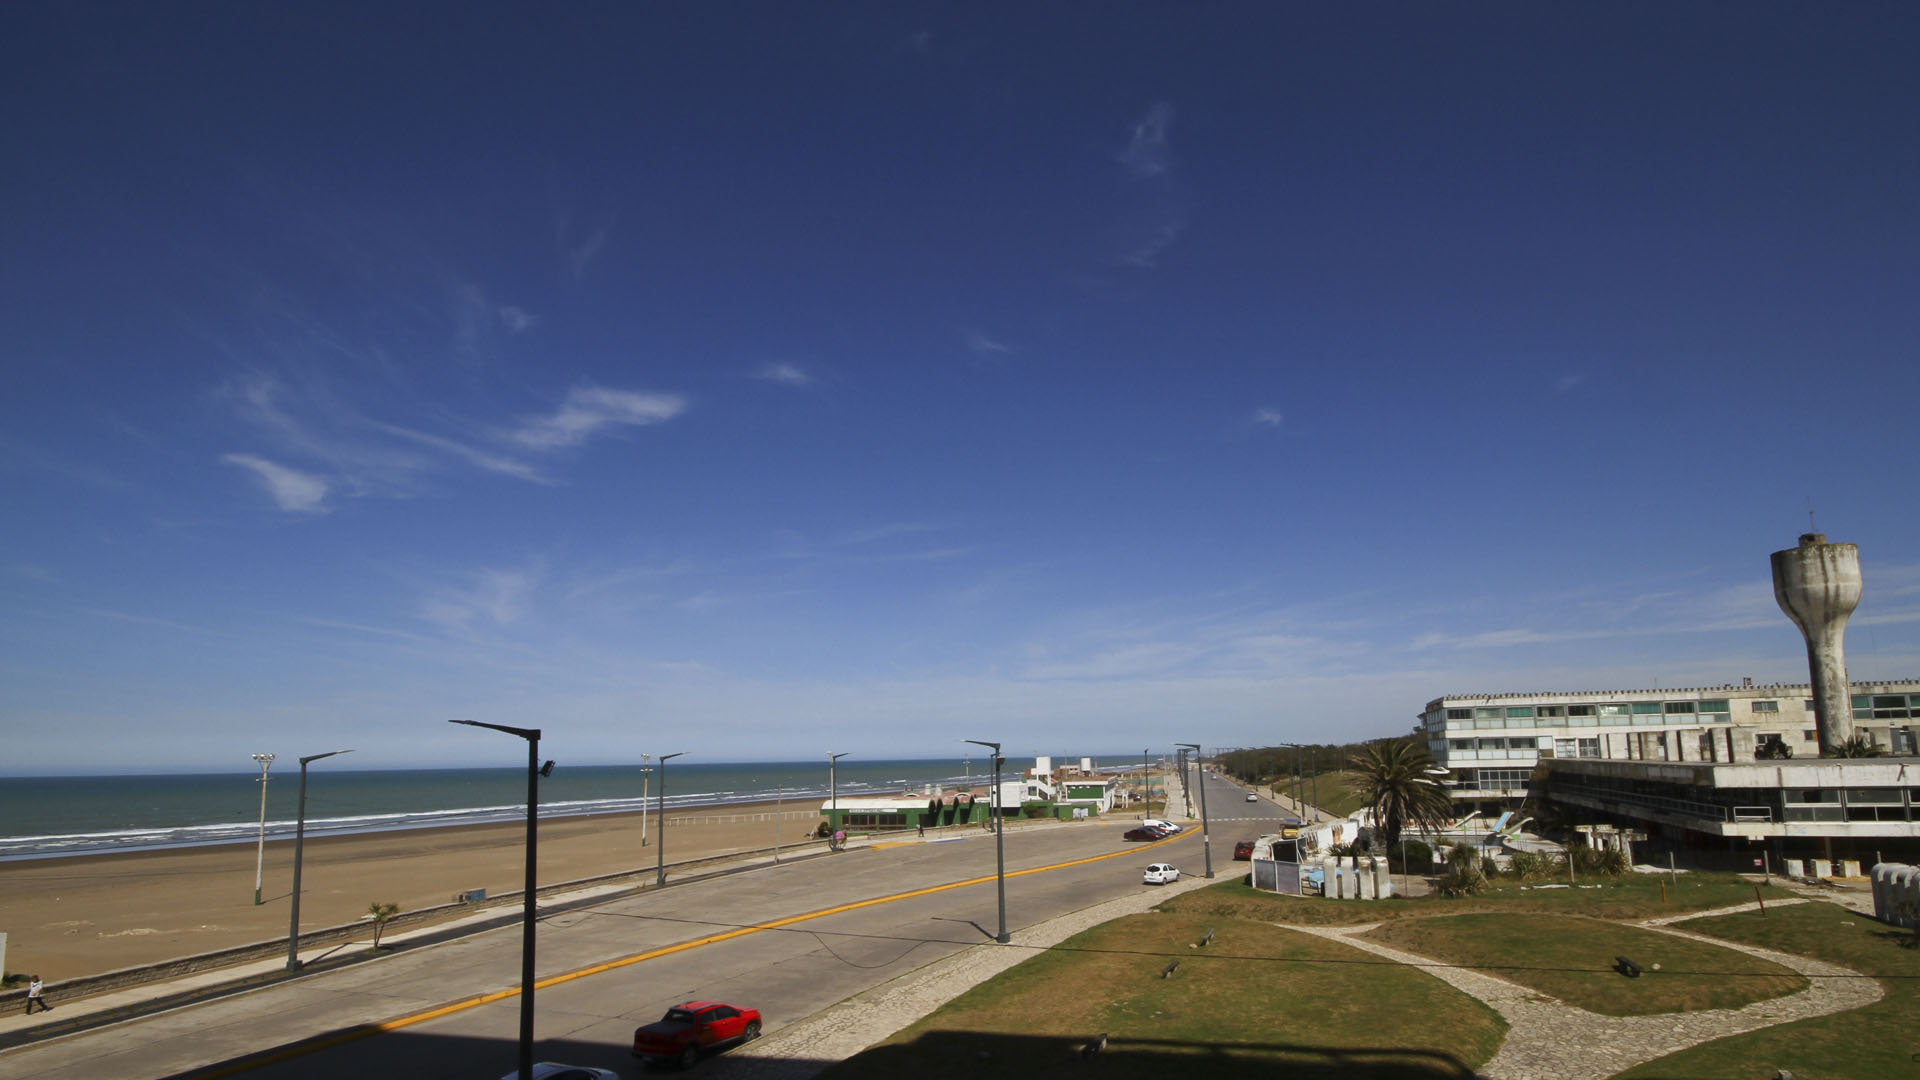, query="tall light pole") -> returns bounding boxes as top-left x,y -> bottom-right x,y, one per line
828,752 -> 850,849
450,721 -> 551,1080
286,749 -> 353,971
960,739 -> 1009,943
251,753 -> 275,905
1142,749 -> 1151,817
1178,742 -> 1214,879
639,753 -> 652,848
654,753 -> 685,887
